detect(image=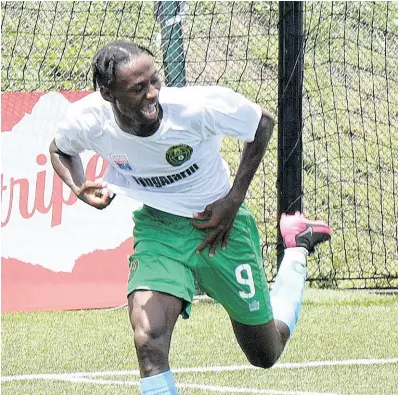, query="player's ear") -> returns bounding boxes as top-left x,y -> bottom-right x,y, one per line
100,86 -> 113,103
